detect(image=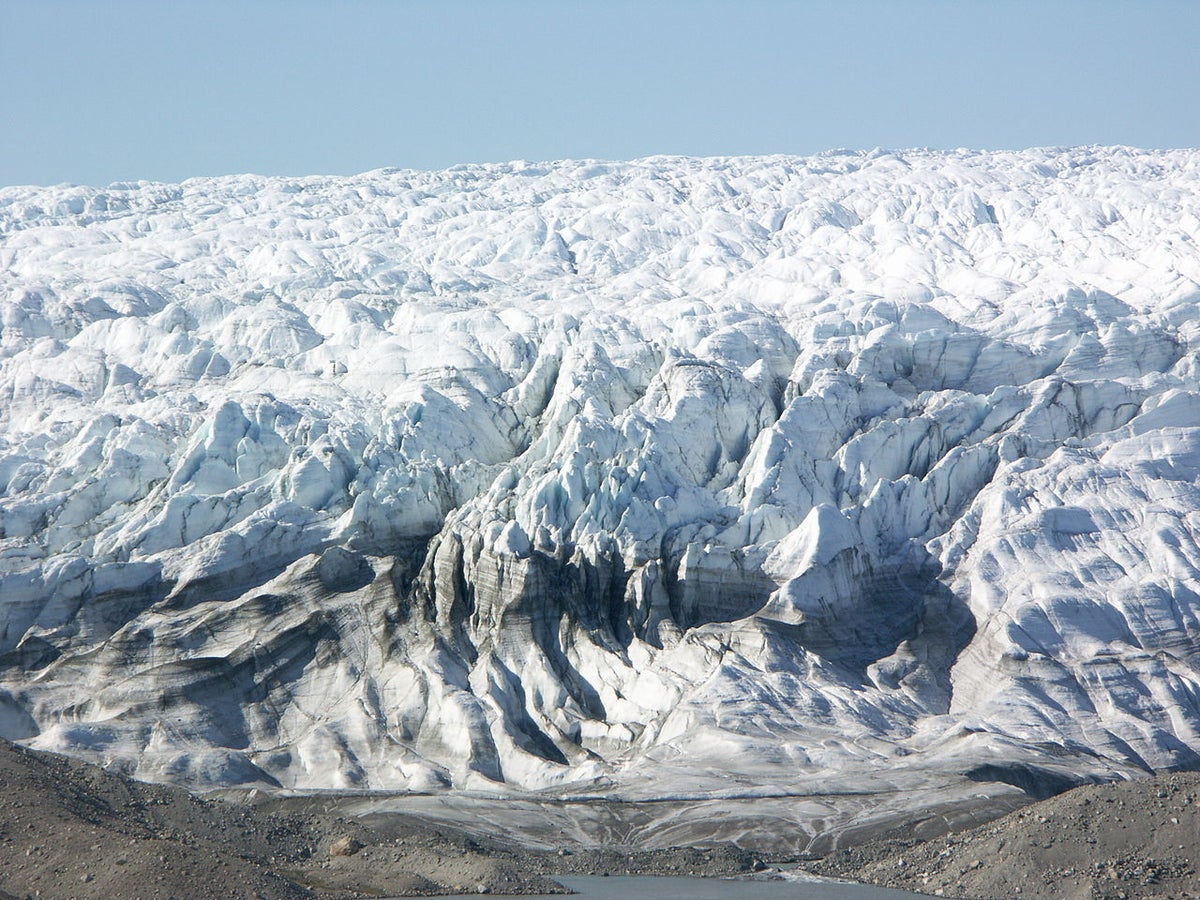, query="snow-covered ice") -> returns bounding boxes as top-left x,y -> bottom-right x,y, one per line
3,148 -> 1200,827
